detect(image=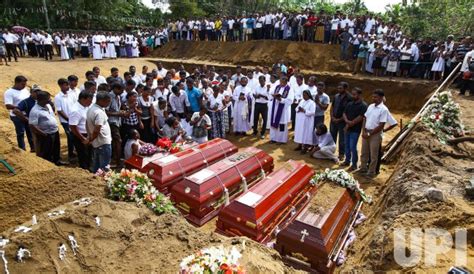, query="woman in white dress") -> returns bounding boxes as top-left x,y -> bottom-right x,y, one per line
294,90 -> 316,154
310,123 -> 338,162
431,45 -> 446,81
60,37 -> 69,60
131,38 -> 140,58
